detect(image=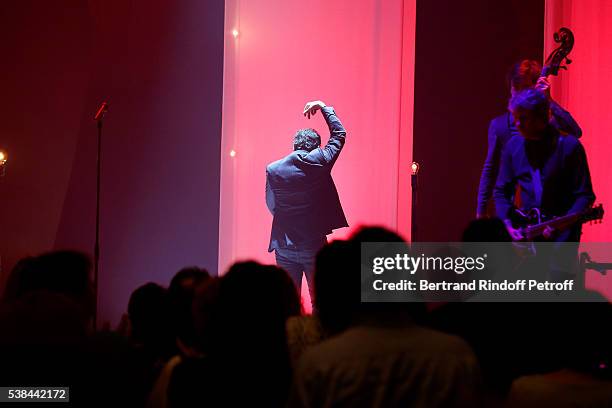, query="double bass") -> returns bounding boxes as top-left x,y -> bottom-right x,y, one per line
541,27 -> 574,78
